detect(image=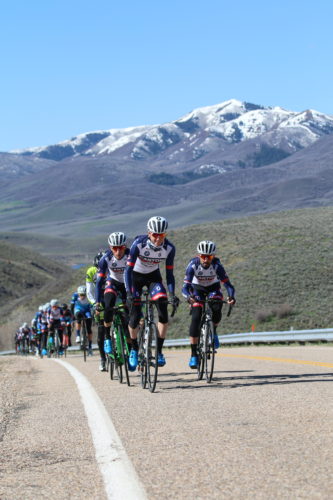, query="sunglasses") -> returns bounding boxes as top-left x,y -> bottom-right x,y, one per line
111,245 -> 126,251
199,254 -> 214,260
150,232 -> 167,238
